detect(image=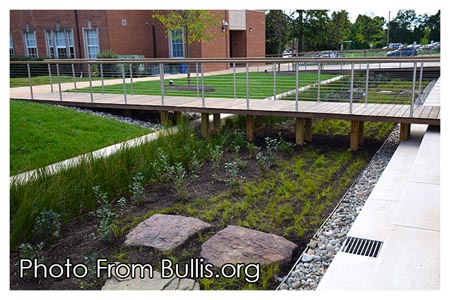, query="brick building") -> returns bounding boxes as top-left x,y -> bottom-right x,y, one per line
10,10 -> 265,72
